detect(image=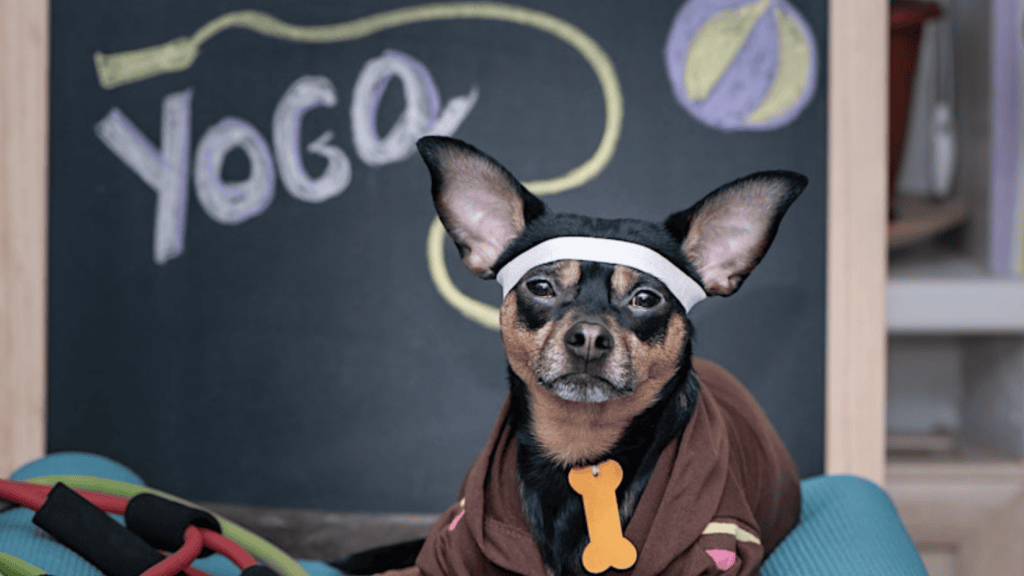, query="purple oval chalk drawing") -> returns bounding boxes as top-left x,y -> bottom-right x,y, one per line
665,0 -> 818,131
